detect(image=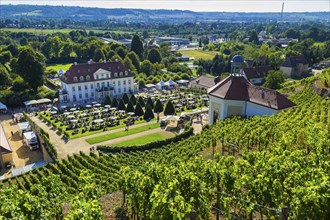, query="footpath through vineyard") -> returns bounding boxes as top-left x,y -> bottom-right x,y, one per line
1,76 -> 329,219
